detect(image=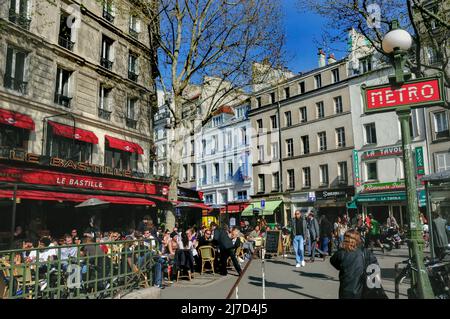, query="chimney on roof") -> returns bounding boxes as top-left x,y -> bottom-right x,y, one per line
328,53 -> 337,65
318,48 -> 326,67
